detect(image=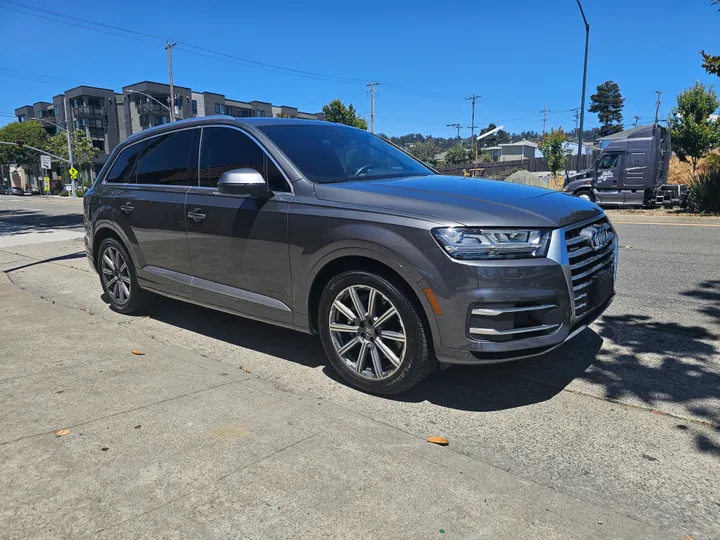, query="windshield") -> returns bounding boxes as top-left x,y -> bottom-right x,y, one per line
259,124 -> 433,183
